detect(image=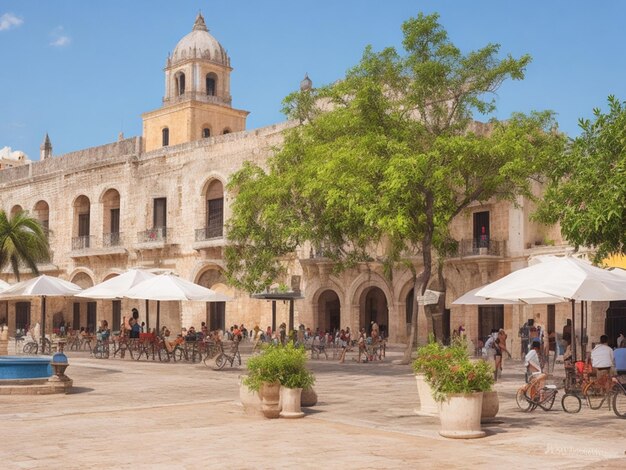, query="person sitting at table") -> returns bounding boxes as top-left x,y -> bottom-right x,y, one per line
129,318 -> 140,339
97,320 -> 110,341
185,326 -> 198,341
161,327 -> 180,353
